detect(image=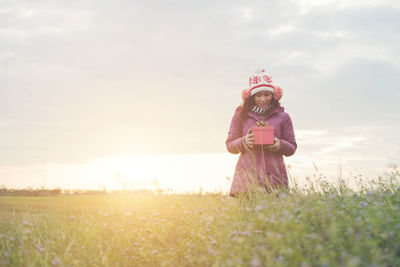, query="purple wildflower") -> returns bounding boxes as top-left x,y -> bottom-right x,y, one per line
36,243 -> 44,252
51,258 -> 60,265
251,258 -> 261,267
